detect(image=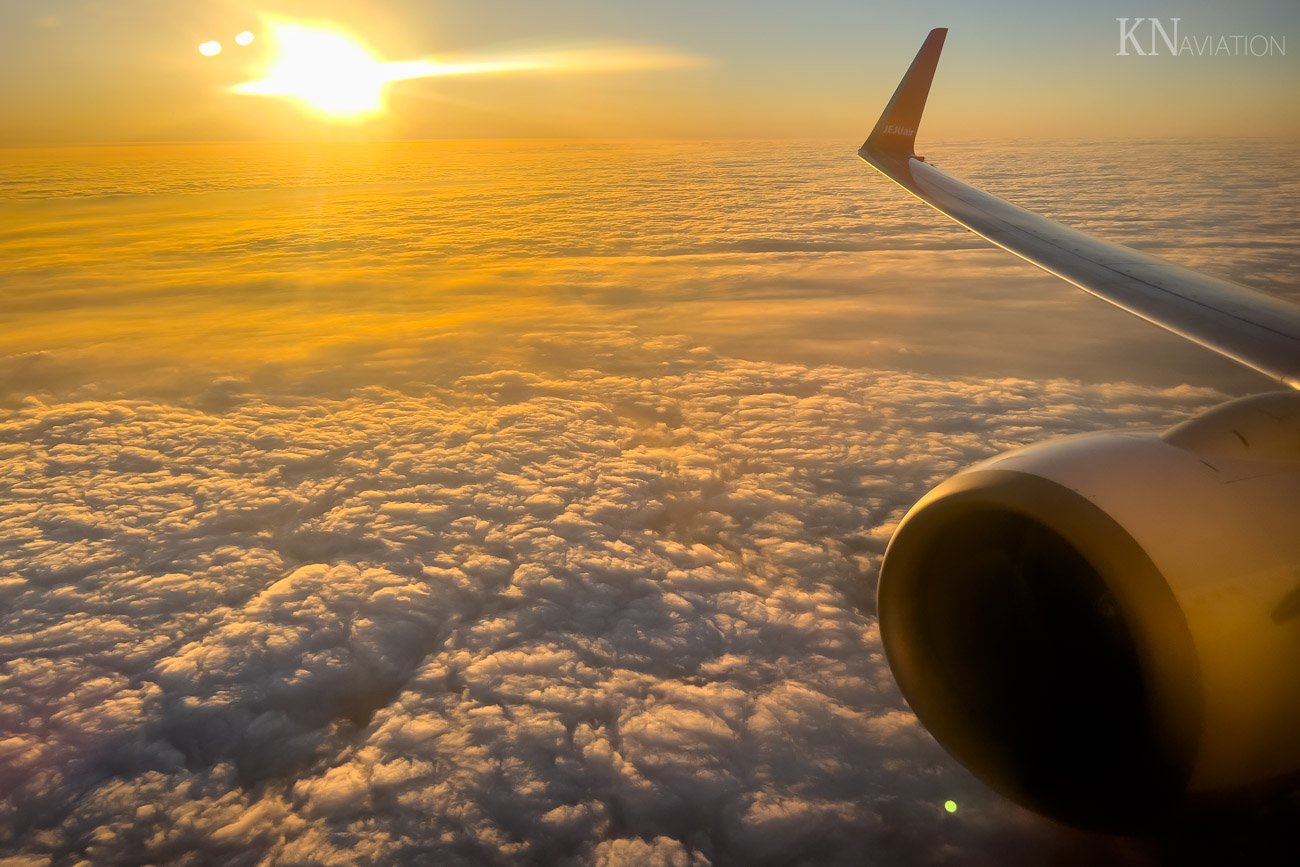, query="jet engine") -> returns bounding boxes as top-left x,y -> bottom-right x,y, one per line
877,391 -> 1300,830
